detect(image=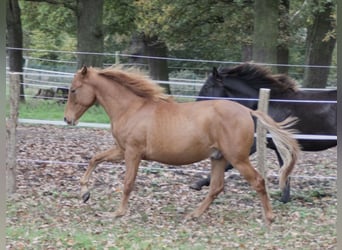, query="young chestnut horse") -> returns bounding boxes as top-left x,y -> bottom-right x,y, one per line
192,63 -> 336,202
64,66 -> 299,225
